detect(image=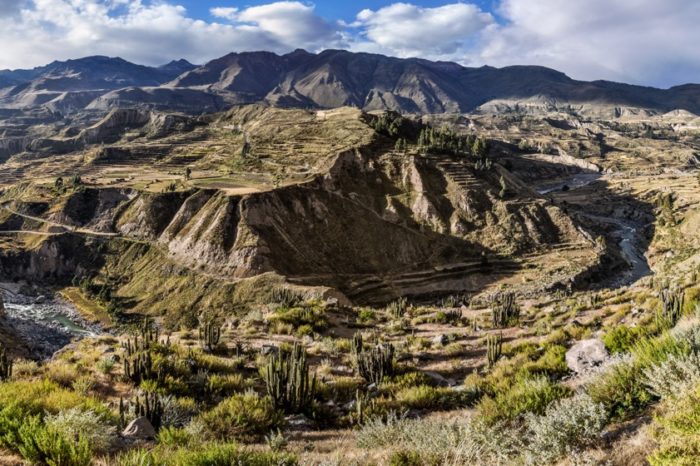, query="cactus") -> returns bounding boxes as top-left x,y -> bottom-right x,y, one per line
263,341 -> 316,414
270,288 -> 303,307
486,333 -> 503,368
0,343 -> 12,381
123,348 -> 163,385
490,292 -> 520,328
352,332 -> 394,384
352,332 -> 363,356
122,317 -> 164,385
199,320 -> 222,353
386,297 -> 408,319
658,288 -> 685,328
120,392 -> 163,431
355,389 -> 368,425
123,317 -> 159,356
